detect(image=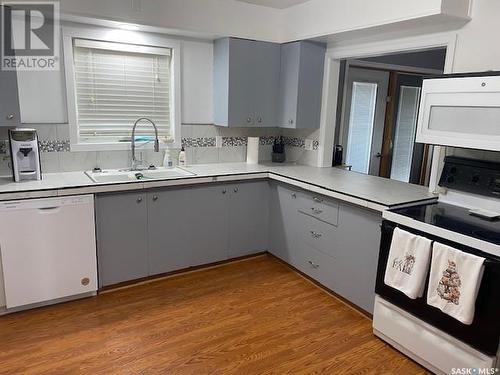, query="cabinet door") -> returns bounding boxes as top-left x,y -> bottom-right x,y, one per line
328,203 -> 382,313
0,24 -> 20,127
227,38 -> 257,127
95,192 -> 148,287
253,42 -> 280,127
268,183 -> 299,262
279,42 -> 300,128
189,184 -> 229,265
296,41 -> 325,130
228,181 -> 269,258
147,188 -> 192,275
